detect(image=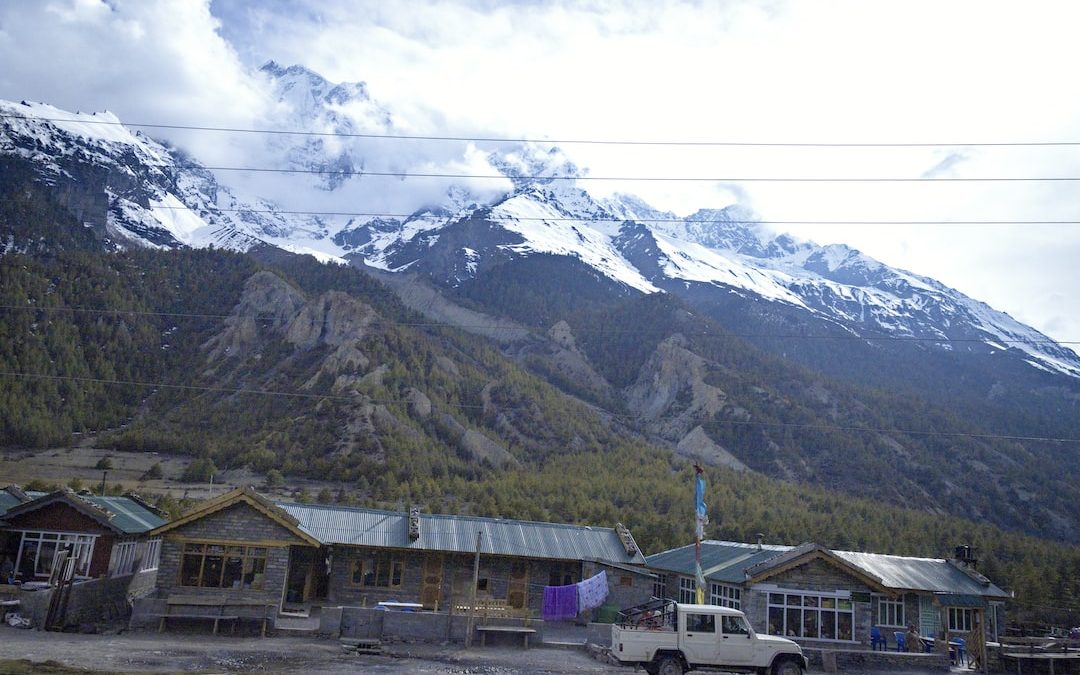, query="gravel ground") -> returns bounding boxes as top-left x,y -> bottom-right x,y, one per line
0,626 -> 976,674
0,628 -> 627,674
